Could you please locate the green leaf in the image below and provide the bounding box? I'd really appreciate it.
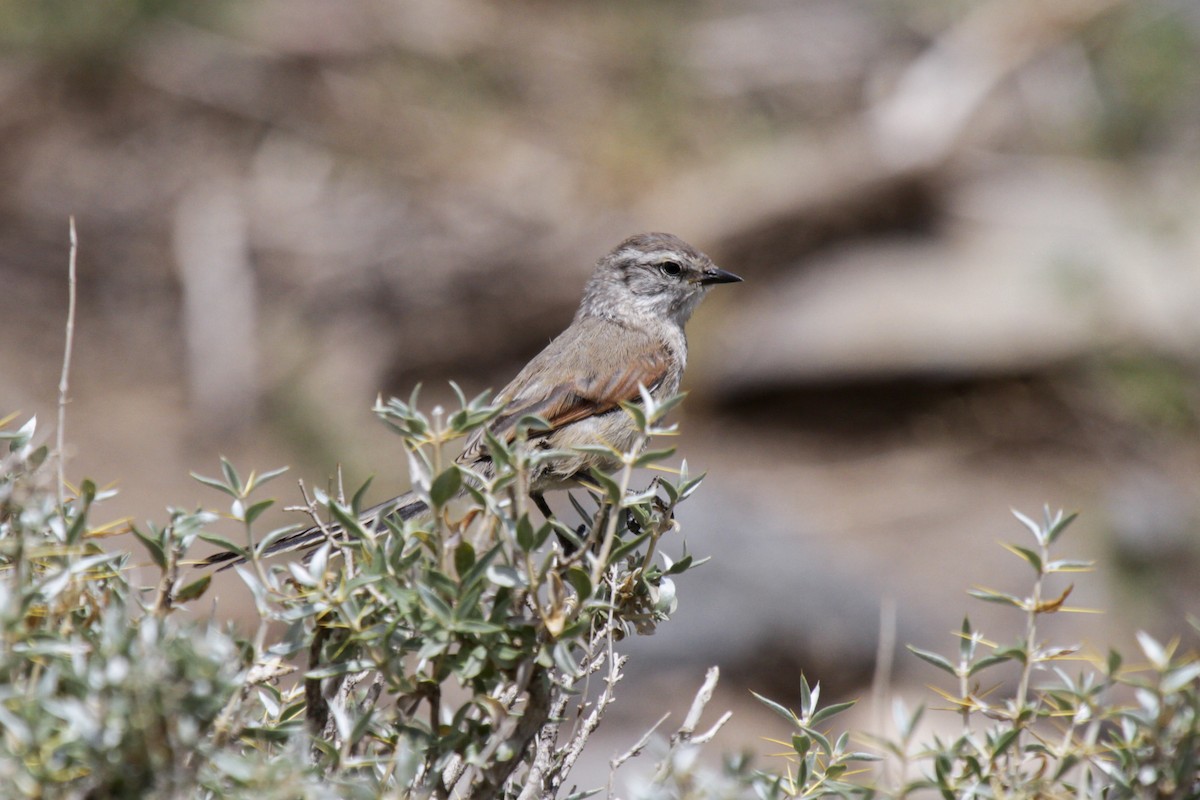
[486,564,525,589]
[305,659,374,680]
[328,502,368,542]
[907,645,957,676]
[246,465,289,492]
[191,472,238,498]
[799,675,815,717]
[532,521,552,550]
[805,726,833,756]
[968,588,1025,609]
[792,733,811,758]
[220,457,243,494]
[132,526,166,569]
[990,728,1020,758]
[515,414,552,436]
[1136,631,1169,670]
[256,524,303,554]
[197,532,250,562]
[993,644,1028,664]
[461,543,502,589]
[664,554,693,575]
[452,619,504,635]
[608,530,651,565]
[1046,510,1078,545]
[175,574,211,602]
[619,400,647,431]
[429,466,462,508]
[565,567,592,601]
[810,700,856,726]
[632,447,676,468]
[351,477,374,512]
[516,515,535,551]
[551,641,580,678]
[448,379,467,409]
[242,498,275,526]
[1011,508,1043,542]
[1046,558,1094,573]
[454,542,476,578]
[893,700,923,738]
[644,389,687,422]
[418,584,452,625]
[967,653,1014,676]
[63,506,88,546]
[28,444,49,470]
[483,429,513,469]
[1161,662,1200,693]
[959,617,974,662]
[587,468,624,505]
[678,473,706,500]
[751,691,797,724]
[1005,543,1043,573]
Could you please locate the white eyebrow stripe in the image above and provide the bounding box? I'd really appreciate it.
[617,248,684,265]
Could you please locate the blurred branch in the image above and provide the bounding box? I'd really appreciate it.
[869,0,1127,171]
[172,177,259,432]
[640,0,1129,268]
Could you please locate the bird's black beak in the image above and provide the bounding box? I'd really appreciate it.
[699,267,743,285]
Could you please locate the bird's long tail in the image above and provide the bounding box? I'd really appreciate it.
[200,491,429,571]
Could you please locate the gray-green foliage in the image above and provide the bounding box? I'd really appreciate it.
[2,398,1199,799]
[0,388,706,799]
[694,509,1200,800]
[0,414,244,798]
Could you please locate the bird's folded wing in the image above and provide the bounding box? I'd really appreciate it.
[460,347,668,463]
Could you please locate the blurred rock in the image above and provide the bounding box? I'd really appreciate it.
[705,158,1200,397]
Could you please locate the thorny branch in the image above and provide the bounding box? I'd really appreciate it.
[606,667,732,798]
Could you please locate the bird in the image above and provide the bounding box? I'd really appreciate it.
[202,232,741,569]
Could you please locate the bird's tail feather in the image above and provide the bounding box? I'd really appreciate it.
[201,491,429,571]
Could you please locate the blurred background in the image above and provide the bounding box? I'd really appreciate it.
[2,0,1200,784]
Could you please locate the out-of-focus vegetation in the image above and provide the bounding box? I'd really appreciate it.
[3,402,1198,798]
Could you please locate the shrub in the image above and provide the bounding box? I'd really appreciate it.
[1,396,1197,799]
[1,389,713,798]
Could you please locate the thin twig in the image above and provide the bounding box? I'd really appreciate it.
[607,667,731,795]
[871,597,898,789]
[672,666,721,746]
[871,597,897,737]
[688,711,732,745]
[57,217,78,516]
[516,620,622,799]
[545,650,627,797]
[610,712,671,780]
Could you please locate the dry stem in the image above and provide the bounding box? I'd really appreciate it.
[57,217,78,516]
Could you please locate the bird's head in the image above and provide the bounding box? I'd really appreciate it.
[579,232,741,327]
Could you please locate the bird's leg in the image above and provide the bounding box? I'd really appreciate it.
[532,491,585,553]
[531,492,554,521]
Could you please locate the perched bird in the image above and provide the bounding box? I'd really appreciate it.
[204,232,740,569]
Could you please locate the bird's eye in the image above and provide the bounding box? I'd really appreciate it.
[659,260,683,277]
